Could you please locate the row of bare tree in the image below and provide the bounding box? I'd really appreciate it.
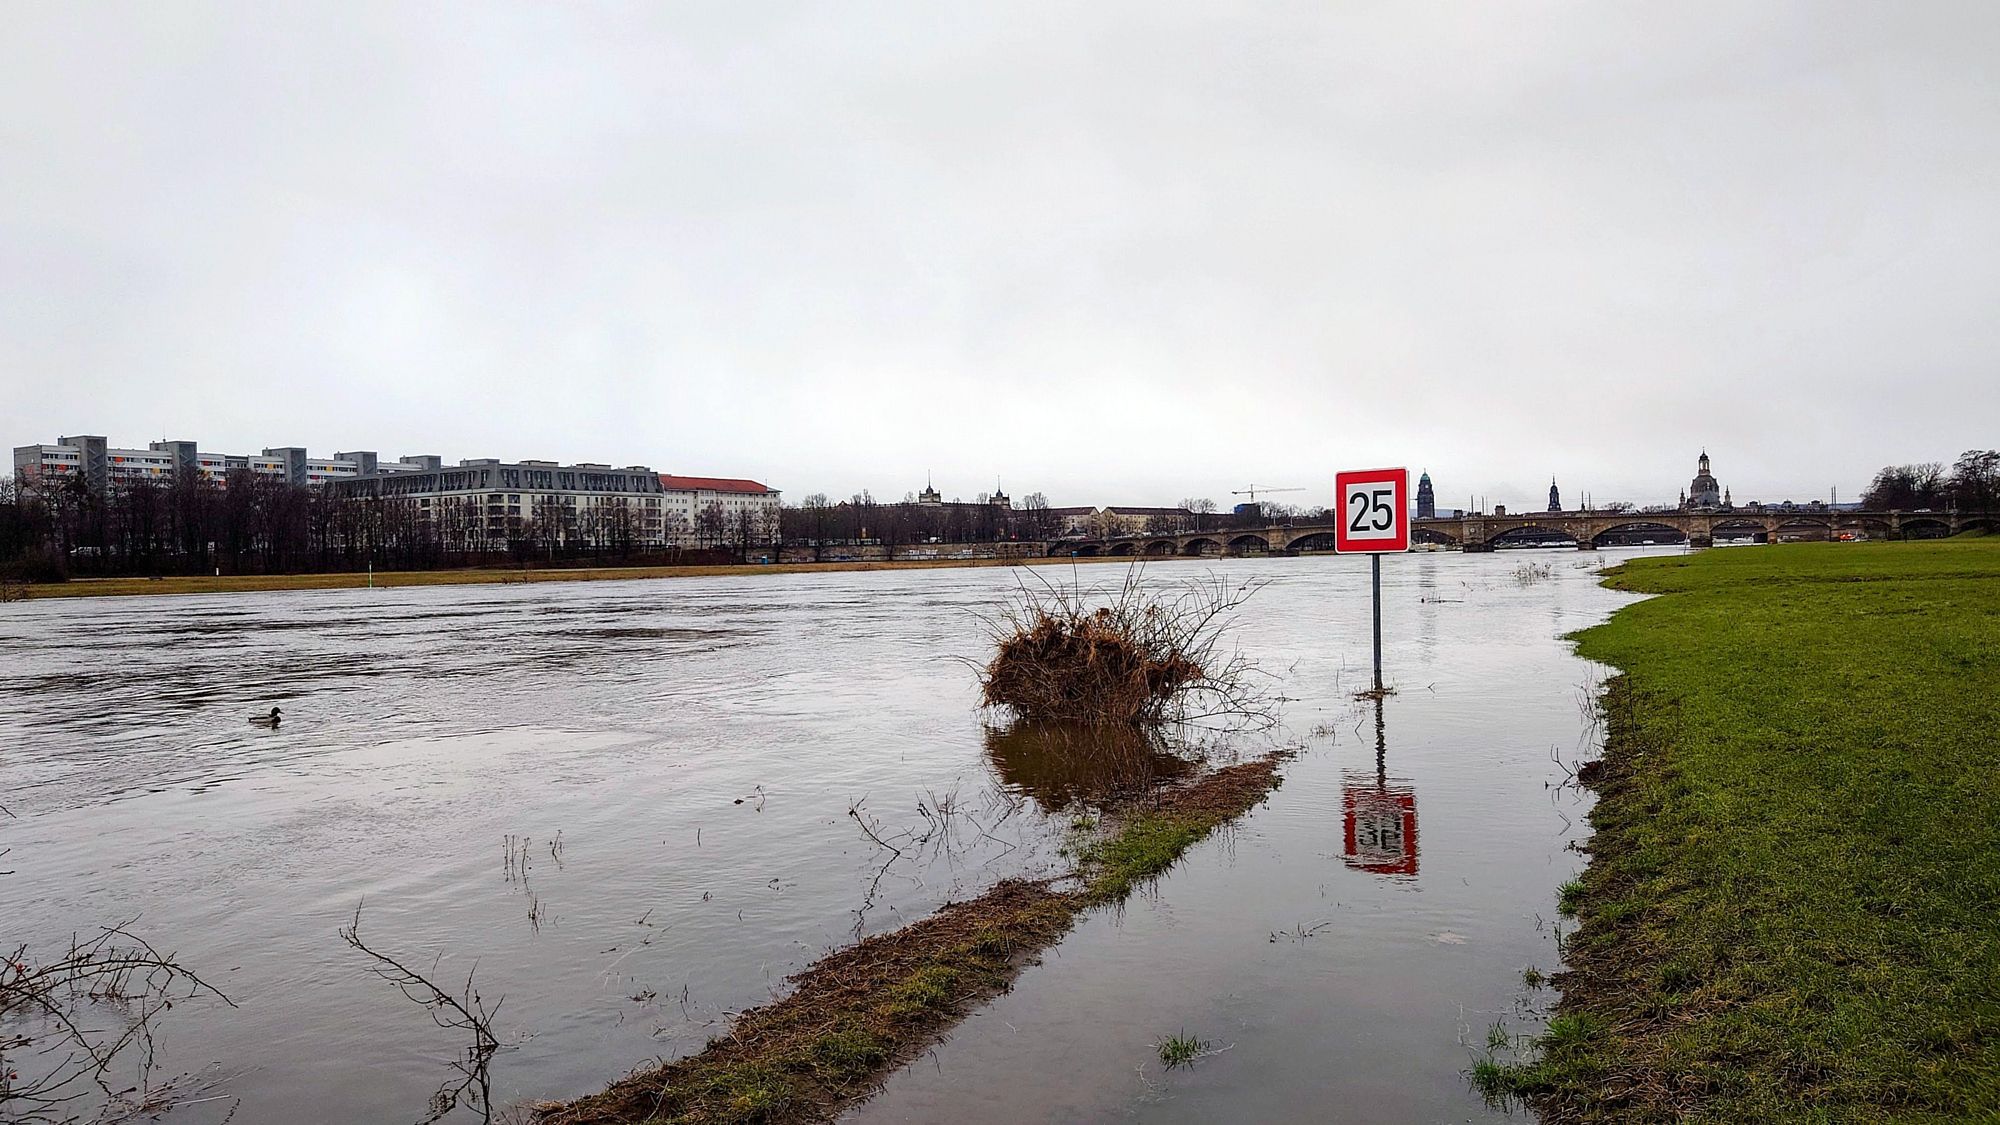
[775,492,1329,548]
[0,469,778,580]
[1861,450,1998,515]
[779,490,1062,546]
[0,471,1364,581]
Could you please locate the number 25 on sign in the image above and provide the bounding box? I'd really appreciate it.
[1334,467,1410,553]
[1333,467,1409,694]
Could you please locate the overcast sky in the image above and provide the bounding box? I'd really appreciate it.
[5,2,1996,511]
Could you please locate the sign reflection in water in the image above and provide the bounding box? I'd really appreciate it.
[1342,696,1419,876]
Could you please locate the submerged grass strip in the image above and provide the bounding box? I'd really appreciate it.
[1488,539,2000,1123]
[536,754,1288,1124]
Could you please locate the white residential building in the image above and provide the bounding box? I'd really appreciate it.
[331,459,670,548]
[659,475,782,546]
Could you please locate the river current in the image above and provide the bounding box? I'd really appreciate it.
[0,551,1658,1123]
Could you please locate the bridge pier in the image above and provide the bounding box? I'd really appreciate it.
[1689,535,1713,549]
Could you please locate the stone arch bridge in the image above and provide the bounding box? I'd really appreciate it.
[1063,509,1987,557]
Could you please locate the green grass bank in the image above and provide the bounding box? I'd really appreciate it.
[1492,538,2000,1122]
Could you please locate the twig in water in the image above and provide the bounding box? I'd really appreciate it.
[339,902,502,1125]
[1,920,235,1124]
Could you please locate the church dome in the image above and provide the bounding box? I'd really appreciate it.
[1687,451,1723,509]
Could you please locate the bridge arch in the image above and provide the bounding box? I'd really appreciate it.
[1142,539,1176,556]
[1286,531,1341,552]
[1182,537,1222,557]
[1711,518,1769,542]
[1768,517,1833,542]
[1898,516,1953,540]
[1411,526,1458,546]
[1591,521,1689,548]
[1108,541,1138,556]
[1070,543,1104,557]
[1487,523,1581,548]
[1227,533,1271,553]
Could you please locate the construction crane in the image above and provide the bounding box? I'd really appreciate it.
[1231,485,1305,504]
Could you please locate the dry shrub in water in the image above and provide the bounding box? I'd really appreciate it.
[1,922,234,1124]
[977,566,1273,728]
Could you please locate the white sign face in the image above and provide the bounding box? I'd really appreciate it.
[1334,467,1409,553]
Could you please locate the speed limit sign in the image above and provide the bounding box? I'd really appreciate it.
[1334,468,1410,554]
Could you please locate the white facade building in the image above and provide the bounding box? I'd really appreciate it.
[332,459,670,548]
[658,475,782,546]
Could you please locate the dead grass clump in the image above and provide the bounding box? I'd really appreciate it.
[977,567,1272,728]
[1142,754,1286,822]
[1513,561,1556,586]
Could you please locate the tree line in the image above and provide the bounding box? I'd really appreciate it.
[774,492,1315,548]
[1860,450,1998,515]
[0,471,1401,584]
[0,470,772,581]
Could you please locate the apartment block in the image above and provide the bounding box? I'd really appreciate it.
[330,458,670,548]
[11,435,428,491]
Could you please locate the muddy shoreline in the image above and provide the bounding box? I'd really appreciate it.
[534,752,1290,1124]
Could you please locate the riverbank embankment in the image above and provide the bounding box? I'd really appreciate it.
[16,553,1164,601]
[1500,539,2000,1122]
[535,752,1290,1125]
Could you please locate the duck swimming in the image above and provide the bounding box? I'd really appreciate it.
[248,706,282,727]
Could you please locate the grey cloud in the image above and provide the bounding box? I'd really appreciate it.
[4,2,1996,511]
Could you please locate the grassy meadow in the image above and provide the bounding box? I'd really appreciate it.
[1490,537,2000,1121]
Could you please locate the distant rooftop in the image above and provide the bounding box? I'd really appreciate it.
[659,474,777,494]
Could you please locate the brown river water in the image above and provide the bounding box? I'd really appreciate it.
[0,551,1661,1123]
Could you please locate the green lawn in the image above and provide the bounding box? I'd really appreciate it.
[1494,538,2000,1122]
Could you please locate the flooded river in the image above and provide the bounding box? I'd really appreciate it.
[0,551,1657,1123]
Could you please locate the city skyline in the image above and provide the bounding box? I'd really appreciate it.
[11,430,1870,515]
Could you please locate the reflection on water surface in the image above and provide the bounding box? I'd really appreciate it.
[984,722,1198,811]
[1343,699,1420,876]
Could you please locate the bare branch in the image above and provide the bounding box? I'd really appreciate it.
[1,921,233,1124]
[339,902,501,1125]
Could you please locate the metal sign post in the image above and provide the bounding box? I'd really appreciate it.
[1333,467,1411,695]
[1371,553,1383,692]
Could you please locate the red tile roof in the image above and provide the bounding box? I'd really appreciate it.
[659,474,776,494]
